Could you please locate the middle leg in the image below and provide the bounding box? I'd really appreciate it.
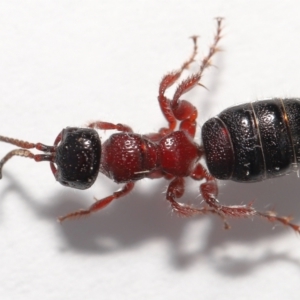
[171,17,223,137]
[165,176,229,227]
[158,18,223,137]
[158,35,200,135]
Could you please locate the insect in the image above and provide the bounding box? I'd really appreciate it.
[0,18,299,232]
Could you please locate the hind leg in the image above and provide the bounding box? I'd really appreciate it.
[191,163,300,233]
[158,18,223,137]
[157,35,200,135]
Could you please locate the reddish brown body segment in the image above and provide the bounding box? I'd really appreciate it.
[101,131,201,183]
[0,18,299,233]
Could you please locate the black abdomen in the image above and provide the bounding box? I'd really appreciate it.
[202,99,300,182]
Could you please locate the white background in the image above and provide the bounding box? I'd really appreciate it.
[0,1,300,299]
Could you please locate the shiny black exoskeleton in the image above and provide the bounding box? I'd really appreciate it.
[54,127,101,189]
[202,98,300,182]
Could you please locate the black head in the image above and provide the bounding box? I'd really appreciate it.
[52,127,101,190]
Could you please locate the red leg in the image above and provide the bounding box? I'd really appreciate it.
[58,182,135,222]
[191,163,300,233]
[166,177,203,217]
[158,18,223,138]
[165,176,230,227]
[158,35,200,135]
[171,17,223,137]
[172,18,223,107]
[87,121,133,133]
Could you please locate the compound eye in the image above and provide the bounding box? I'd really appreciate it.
[54,127,101,190]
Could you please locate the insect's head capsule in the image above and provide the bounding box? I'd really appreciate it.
[0,127,101,190]
[51,127,101,190]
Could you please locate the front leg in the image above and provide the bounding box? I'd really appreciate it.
[87,121,133,133]
[58,182,135,222]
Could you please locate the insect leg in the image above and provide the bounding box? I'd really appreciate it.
[192,163,300,232]
[171,18,223,137]
[157,31,199,135]
[58,182,135,222]
[87,121,133,133]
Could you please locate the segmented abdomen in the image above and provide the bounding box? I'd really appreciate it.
[202,98,300,182]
